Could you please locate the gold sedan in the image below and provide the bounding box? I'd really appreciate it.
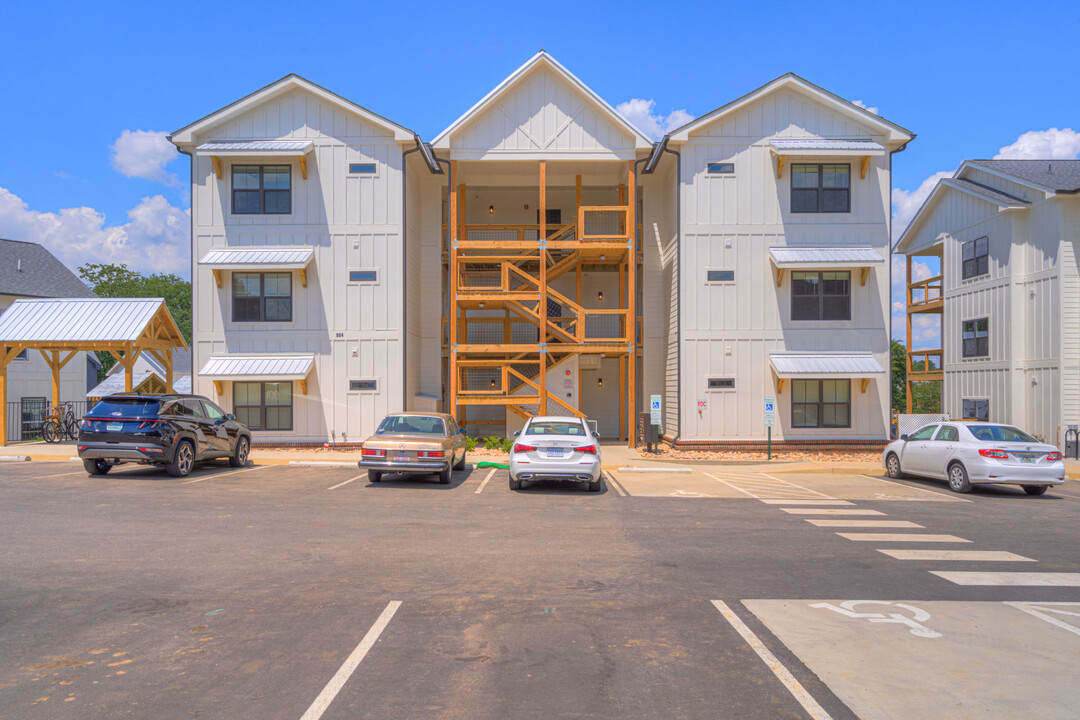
[357,412,467,484]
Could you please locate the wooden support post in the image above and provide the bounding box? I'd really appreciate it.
[575,175,582,239]
[618,261,626,440]
[449,161,459,423]
[905,254,913,414]
[165,347,174,392]
[538,160,548,415]
[49,350,60,411]
[626,161,637,448]
[0,349,7,447]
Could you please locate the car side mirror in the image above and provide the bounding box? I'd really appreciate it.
[900,434,909,441]
[226,413,236,421]
[513,430,520,437]
[594,432,600,438]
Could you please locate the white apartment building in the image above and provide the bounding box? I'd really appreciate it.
[896,160,1080,446]
[171,52,912,446]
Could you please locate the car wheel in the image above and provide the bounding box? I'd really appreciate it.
[509,476,522,490]
[438,466,452,484]
[167,440,196,478]
[229,436,250,467]
[83,458,112,475]
[947,462,972,493]
[886,453,904,479]
[588,478,602,492]
[1022,484,1049,496]
[368,470,382,483]
[454,451,466,471]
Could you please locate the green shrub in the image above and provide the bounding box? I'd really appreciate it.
[501,437,515,452]
[465,436,478,452]
[484,435,503,450]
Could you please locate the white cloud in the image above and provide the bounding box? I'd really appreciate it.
[891,170,952,241]
[616,99,694,141]
[852,100,879,116]
[110,129,179,185]
[995,128,1080,159]
[0,186,190,277]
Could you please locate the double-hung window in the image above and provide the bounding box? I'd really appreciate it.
[962,318,989,358]
[962,399,989,421]
[791,380,851,428]
[791,164,850,213]
[232,272,292,322]
[232,165,291,214]
[234,381,293,431]
[791,271,851,320]
[962,236,989,280]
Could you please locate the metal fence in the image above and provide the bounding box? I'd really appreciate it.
[5,400,90,443]
[897,413,950,438]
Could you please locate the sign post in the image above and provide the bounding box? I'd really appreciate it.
[763,397,776,460]
[649,394,662,454]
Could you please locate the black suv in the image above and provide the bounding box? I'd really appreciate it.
[78,394,251,478]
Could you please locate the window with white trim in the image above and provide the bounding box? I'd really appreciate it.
[962,399,989,421]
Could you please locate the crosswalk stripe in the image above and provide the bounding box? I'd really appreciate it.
[781,508,885,516]
[880,550,1036,562]
[931,571,1080,586]
[806,519,923,528]
[837,533,970,543]
[760,499,854,505]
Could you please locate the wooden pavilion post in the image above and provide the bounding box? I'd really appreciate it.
[626,160,637,448]
[165,347,174,392]
[538,160,548,415]
[448,161,459,422]
[0,346,15,447]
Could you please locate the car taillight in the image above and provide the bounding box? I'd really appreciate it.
[361,448,386,457]
[513,443,536,453]
[979,448,1010,459]
[573,444,598,454]
[80,419,90,429]
[137,420,162,429]
[78,445,87,451]
[419,451,444,459]
[137,447,163,453]
[1046,452,1063,461]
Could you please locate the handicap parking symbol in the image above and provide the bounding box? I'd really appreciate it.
[765,402,774,412]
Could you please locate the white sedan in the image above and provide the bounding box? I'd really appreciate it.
[883,421,1065,494]
[509,416,602,491]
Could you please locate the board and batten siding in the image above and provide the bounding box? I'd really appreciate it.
[678,89,892,441]
[190,87,405,442]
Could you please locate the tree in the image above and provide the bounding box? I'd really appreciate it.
[891,339,942,414]
[78,263,192,376]
[890,340,907,414]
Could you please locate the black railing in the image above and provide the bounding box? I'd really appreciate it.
[5,400,90,443]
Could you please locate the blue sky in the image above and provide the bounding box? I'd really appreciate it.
[1,0,1078,346]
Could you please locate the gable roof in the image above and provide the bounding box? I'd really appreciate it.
[431,51,653,150]
[894,176,1029,254]
[965,159,1080,194]
[105,347,192,377]
[169,74,414,146]
[0,239,95,299]
[668,73,914,145]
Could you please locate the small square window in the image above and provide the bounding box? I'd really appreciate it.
[349,163,377,174]
[349,379,378,391]
[708,378,735,390]
[707,163,735,175]
[349,270,378,282]
[707,270,735,282]
[962,398,989,421]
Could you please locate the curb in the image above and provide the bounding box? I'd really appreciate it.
[617,465,693,474]
[0,455,31,462]
[286,460,359,468]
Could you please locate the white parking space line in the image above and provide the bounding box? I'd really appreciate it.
[328,474,365,491]
[879,549,1036,562]
[181,466,263,484]
[837,533,971,543]
[805,519,924,528]
[299,600,402,720]
[932,572,1080,586]
[25,470,86,480]
[474,468,497,494]
[711,600,833,720]
[781,508,886,516]
[604,471,628,497]
[859,474,973,503]
[760,499,854,506]
[704,472,836,500]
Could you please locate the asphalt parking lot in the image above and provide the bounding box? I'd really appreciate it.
[2,458,1080,719]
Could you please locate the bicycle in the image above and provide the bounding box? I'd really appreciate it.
[42,402,78,443]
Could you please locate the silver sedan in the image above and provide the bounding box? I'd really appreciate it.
[509,416,602,491]
[883,421,1065,494]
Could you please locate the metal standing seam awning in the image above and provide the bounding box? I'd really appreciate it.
[769,352,887,394]
[0,298,188,446]
[198,354,316,396]
[768,247,885,287]
[198,247,316,288]
[769,138,886,180]
[195,140,315,180]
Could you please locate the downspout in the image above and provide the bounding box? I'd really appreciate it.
[402,136,423,412]
[173,142,194,396]
[634,155,648,445]
[888,138,912,433]
[432,154,453,414]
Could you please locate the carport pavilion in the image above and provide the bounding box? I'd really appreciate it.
[0,298,188,446]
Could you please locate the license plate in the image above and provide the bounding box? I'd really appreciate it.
[1018,455,1037,463]
[106,422,123,432]
[545,448,565,457]
[393,455,410,462]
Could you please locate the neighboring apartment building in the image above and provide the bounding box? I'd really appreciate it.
[87,349,192,400]
[171,52,911,446]
[0,238,97,439]
[896,160,1080,446]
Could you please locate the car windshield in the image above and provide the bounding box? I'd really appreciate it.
[374,415,446,436]
[88,398,160,419]
[525,421,585,436]
[965,424,1038,443]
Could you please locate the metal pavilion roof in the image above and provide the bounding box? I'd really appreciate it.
[0,298,183,344]
[198,246,315,268]
[769,353,886,377]
[768,247,884,267]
